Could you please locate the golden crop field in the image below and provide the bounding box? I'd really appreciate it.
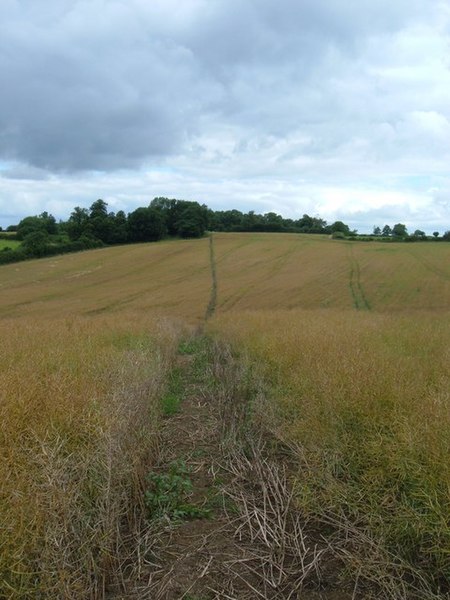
[1,232,449,597]
[0,238,211,321]
[212,232,450,312]
[0,239,211,597]
[209,232,450,592]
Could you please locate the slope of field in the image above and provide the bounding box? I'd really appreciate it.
[1,233,449,598]
[0,239,21,250]
[212,232,450,312]
[0,238,211,321]
[208,233,450,593]
[0,238,212,598]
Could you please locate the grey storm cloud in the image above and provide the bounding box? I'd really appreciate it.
[0,0,441,172]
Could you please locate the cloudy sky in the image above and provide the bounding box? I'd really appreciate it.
[1,0,449,233]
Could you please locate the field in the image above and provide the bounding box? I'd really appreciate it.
[0,238,210,321]
[1,233,449,598]
[0,239,21,251]
[0,239,209,597]
[213,232,449,311]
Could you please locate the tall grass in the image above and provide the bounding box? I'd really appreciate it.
[0,313,183,598]
[209,309,450,592]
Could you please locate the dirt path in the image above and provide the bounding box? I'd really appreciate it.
[123,337,355,600]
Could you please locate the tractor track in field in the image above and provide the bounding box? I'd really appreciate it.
[113,236,357,599]
[205,235,218,321]
[348,245,371,310]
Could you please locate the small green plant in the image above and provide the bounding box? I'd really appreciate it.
[161,368,183,416]
[161,392,181,416]
[145,460,211,521]
[178,338,200,355]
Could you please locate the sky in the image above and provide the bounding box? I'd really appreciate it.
[0,0,449,234]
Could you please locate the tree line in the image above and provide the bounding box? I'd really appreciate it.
[0,197,448,264]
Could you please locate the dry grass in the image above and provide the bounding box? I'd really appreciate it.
[209,308,450,594]
[0,239,213,597]
[207,227,450,595]
[0,313,186,597]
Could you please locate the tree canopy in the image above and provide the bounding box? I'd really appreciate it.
[3,197,448,267]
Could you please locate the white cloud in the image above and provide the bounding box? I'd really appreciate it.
[0,0,449,233]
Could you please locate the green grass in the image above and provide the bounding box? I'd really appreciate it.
[0,239,21,250]
[161,367,184,416]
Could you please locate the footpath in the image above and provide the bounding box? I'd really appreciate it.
[127,336,353,600]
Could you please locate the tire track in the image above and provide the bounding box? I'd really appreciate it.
[205,234,217,320]
[348,245,371,310]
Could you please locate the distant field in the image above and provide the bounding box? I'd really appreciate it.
[1,233,449,597]
[0,238,211,321]
[1,233,448,319]
[212,232,450,312]
[0,239,21,250]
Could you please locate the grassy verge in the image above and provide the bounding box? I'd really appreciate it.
[0,313,184,598]
[209,309,450,596]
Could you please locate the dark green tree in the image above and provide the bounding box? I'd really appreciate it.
[213,209,244,231]
[175,203,209,238]
[39,212,58,235]
[296,214,326,233]
[382,224,392,236]
[89,199,108,220]
[17,216,46,240]
[17,212,58,240]
[22,230,50,256]
[392,223,408,238]
[241,210,264,231]
[108,210,129,244]
[329,221,351,235]
[149,197,180,235]
[89,200,111,242]
[263,212,284,232]
[67,207,90,240]
[128,207,167,242]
